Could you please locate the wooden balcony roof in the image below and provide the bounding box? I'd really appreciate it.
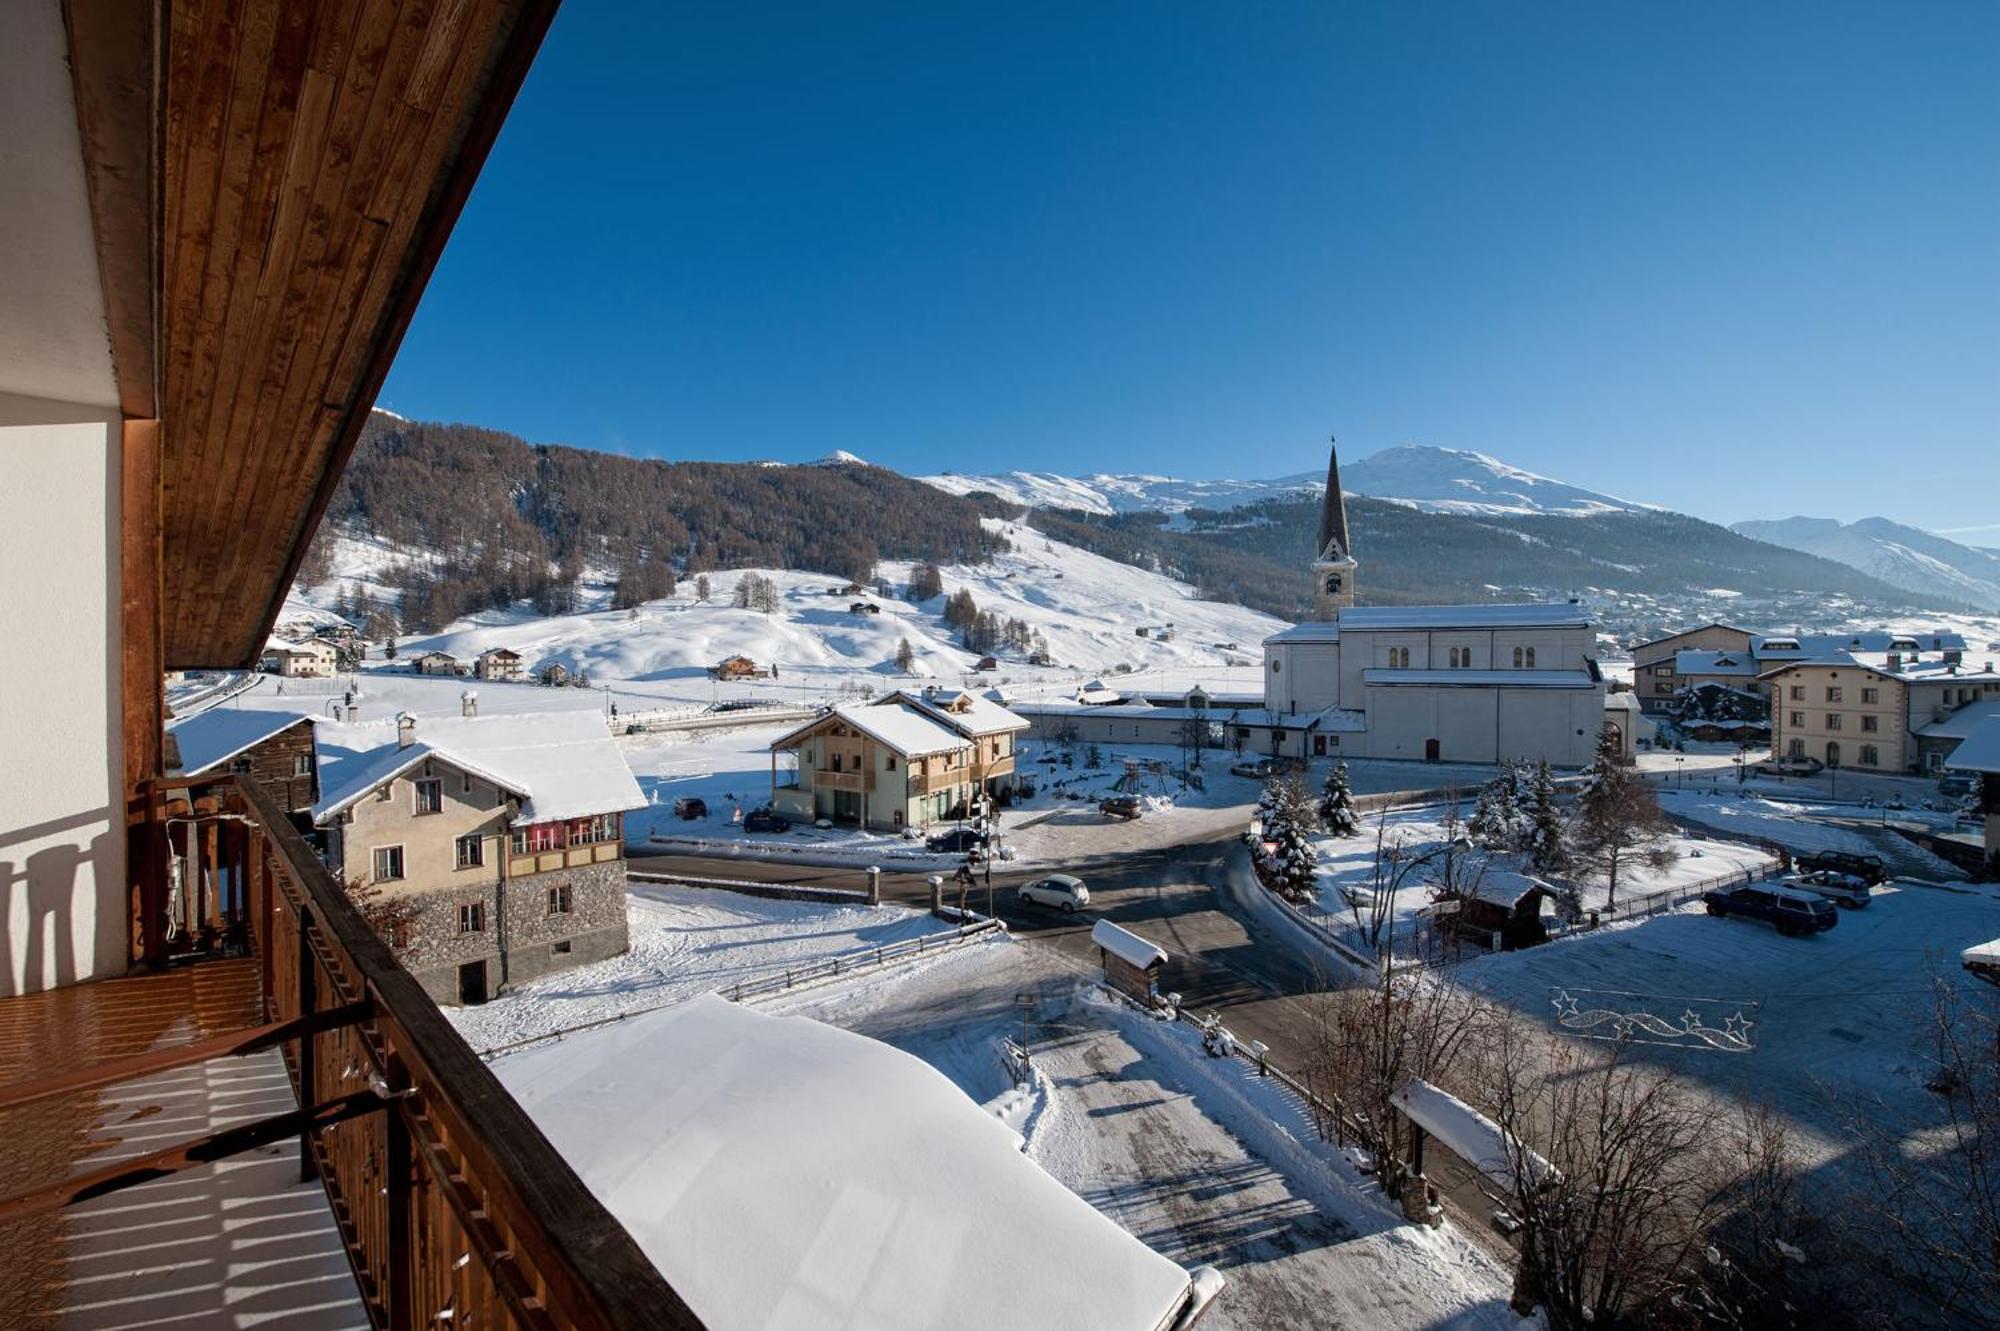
[66,0,558,668]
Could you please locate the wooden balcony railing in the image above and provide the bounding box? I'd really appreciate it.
[119,774,704,1330]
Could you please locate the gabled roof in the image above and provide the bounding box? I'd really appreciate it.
[889,689,1031,738]
[1091,919,1167,970]
[1919,699,2000,740]
[1675,650,1755,676]
[1264,623,1342,645]
[479,646,522,660]
[167,708,315,776]
[312,711,645,825]
[770,702,971,759]
[1627,622,1756,656]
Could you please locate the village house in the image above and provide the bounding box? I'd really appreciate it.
[476,646,524,681]
[310,709,645,1005]
[768,690,1028,830]
[712,654,762,680]
[411,650,462,676]
[1944,716,2000,864]
[1631,626,1969,714]
[165,709,319,815]
[264,637,339,678]
[538,662,571,687]
[1763,650,2000,774]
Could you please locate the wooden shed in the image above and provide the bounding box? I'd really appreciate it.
[1091,919,1168,1006]
[1433,878,1557,952]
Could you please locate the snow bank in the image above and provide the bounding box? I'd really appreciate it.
[494,994,1200,1331]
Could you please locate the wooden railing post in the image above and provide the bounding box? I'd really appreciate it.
[297,904,317,1184]
[384,1071,414,1329]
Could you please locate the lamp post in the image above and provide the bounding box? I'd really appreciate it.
[1675,755,1686,789]
[1828,753,1840,801]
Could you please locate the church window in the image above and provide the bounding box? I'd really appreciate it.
[1448,647,1466,668]
[1324,573,1341,594]
[1387,647,1410,668]
[1270,659,1280,674]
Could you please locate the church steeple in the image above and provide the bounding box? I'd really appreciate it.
[1311,434,1357,620]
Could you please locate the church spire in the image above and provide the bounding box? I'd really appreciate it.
[1317,434,1351,562]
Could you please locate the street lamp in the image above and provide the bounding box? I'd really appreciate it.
[1674,755,1686,789]
[1828,752,1840,800]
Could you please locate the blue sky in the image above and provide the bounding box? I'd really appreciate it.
[380,3,1998,533]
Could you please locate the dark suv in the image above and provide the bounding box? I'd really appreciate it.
[927,827,990,854]
[1099,795,1142,820]
[1796,850,1887,886]
[742,807,787,833]
[1703,884,1838,936]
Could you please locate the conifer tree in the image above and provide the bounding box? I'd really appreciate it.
[1528,759,1568,875]
[1320,762,1360,837]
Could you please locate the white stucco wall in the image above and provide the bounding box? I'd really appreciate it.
[1,393,127,995]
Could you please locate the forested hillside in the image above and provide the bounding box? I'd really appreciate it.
[302,414,1006,630]
[1034,495,1953,620]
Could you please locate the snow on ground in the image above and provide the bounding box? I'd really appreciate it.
[1657,789,1964,877]
[774,941,1521,1330]
[1456,878,2000,1173]
[1302,803,1774,959]
[284,522,1285,720]
[444,883,964,1053]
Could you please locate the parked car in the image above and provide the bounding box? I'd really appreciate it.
[1785,869,1871,909]
[1939,773,1978,800]
[1231,760,1275,779]
[927,827,990,854]
[1018,874,1090,912]
[1702,884,1838,936]
[1099,795,1143,820]
[742,807,787,833]
[1755,757,1824,777]
[672,796,707,820]
[1796,850,1887,886]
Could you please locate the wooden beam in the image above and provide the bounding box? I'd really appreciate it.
[0,1090,383,1226]
[0,1002,371,1114]
[121,418,164,965]
[63,0,161,419]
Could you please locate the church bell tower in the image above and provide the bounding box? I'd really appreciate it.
[1311,435,1357,621]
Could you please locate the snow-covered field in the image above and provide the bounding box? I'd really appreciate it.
[1458,877,2000,1168]
[283,520,1286,719]
[444,883,970,1053]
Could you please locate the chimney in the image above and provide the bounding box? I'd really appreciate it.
[461,690,479,718]
[397,713,416,749]
[1944,648,1963,667]
[1887,652,1901,670]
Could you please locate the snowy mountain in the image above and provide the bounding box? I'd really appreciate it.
[921,443,1650,519]
[1731,516,2000,612]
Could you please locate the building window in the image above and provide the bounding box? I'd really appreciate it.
[1861,715,1878,733]
[414,778,443,815]
[372,846,404,881]
[1388,647,1410,668]
[1789,686,1805,701]
[567,815,616,846]
[1860,745,1879,767]
[886,755,896,771]
[1825,714,1842,731]
[459,902,485,934]
[512,823,564,855]
[455,834,483,869]
[1788,739,1805,759]
[1653,666,1673,677]
[1861,687,1879,704]
[546,884,573,916]
[550,940,573,957]
[1825,687,1842,703]
[1271,660,1280,674]
[231,757,253,774]
[293,754,312,777]
[376,783,393,801]
[463,772,475,795]
[1790,712,1804,727]
[1826,742,1841,767]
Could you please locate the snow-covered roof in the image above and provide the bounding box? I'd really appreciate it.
[891,689,1031,737]
[1964,939,2000,970]
[1390,1076,1556,1190]
[1076,688,1126,706]
[1675,650,1755,676]
[493,994,1201,1331]
[1919,699,2000,740]
[311,710,646,824]
[771,701,971,759]
[1311,706,1370,733]
[478,646,521,660]
[167,708,315,776]
[1360,669,1598,689]
[1339,603,1591,631]
[1091,919,1168,971]
[1752,630,1966,660]
[1264,622,1342,645]
[1604,691,1644,713]
[1945,716,2000,774]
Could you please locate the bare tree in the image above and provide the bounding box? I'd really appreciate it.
[1835,968,2000,1328]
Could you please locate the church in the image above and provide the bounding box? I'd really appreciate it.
[1258,440,1609,767]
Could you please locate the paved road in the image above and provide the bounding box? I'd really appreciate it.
[628,826,1518,1256]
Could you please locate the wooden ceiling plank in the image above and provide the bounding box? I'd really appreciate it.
[195,0,436,656]
[242,2,557,664]
[174,2,327,656]
[177,6,319,654]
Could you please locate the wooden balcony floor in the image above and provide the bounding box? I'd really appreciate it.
[0,961,368,1329]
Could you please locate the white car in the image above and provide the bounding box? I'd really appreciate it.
[1018,874,1090,912]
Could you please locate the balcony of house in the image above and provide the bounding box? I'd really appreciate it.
[506,815,626,878]
[0,774,698,1329]
[810,767,872,794]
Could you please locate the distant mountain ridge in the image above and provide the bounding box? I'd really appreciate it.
[921,442,1652,519]
[1732,515,2000,612]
